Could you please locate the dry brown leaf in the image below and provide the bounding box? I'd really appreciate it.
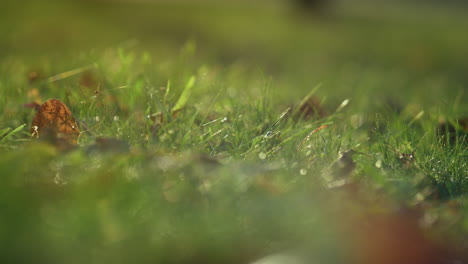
[149,109,185,135]
[31,99,80,144]
[436,117,468,144]
[23,102,41,112]
[294,96,328,120]
[350,212,447,264]
[79,71,98,88]
[28,70,43,83]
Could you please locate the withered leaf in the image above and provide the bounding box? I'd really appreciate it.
[28,70,43,83]
[31,99,80,144]
[294,96,328,120]
[79,71,97,88]
[23,102,41,112]
[436,117,468,144]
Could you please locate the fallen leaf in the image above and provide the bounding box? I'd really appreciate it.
[79,71,98,88]
[382,97,404,114]
[28,70,43,83]
[351,211,447,264]
[295,95,328,119]
[436,117,468,144]
[31,99,80,145]
[23,102,41,112]
[149,109,186,135]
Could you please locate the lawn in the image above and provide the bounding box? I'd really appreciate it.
[1,0,467,263]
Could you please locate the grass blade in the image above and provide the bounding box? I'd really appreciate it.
[0,124,26,143]
[0,127,11,138]
[172,75,196,112]
[46,64,96,83]
[293,83,322,116]
[164,79,171,104]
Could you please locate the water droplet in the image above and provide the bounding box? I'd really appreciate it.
[336,99,350,112]
[375,160,382,168]
[258,152,267,160]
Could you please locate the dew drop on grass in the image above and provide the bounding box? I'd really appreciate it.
[336,98,350,112]
[258,152,267,160]
[375,160,382,168]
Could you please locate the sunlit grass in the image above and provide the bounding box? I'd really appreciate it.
[1,0,467,263]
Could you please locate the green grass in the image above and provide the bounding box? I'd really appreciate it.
[1,0,468,263]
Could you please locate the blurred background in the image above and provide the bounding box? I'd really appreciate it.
[2,0,468,108]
